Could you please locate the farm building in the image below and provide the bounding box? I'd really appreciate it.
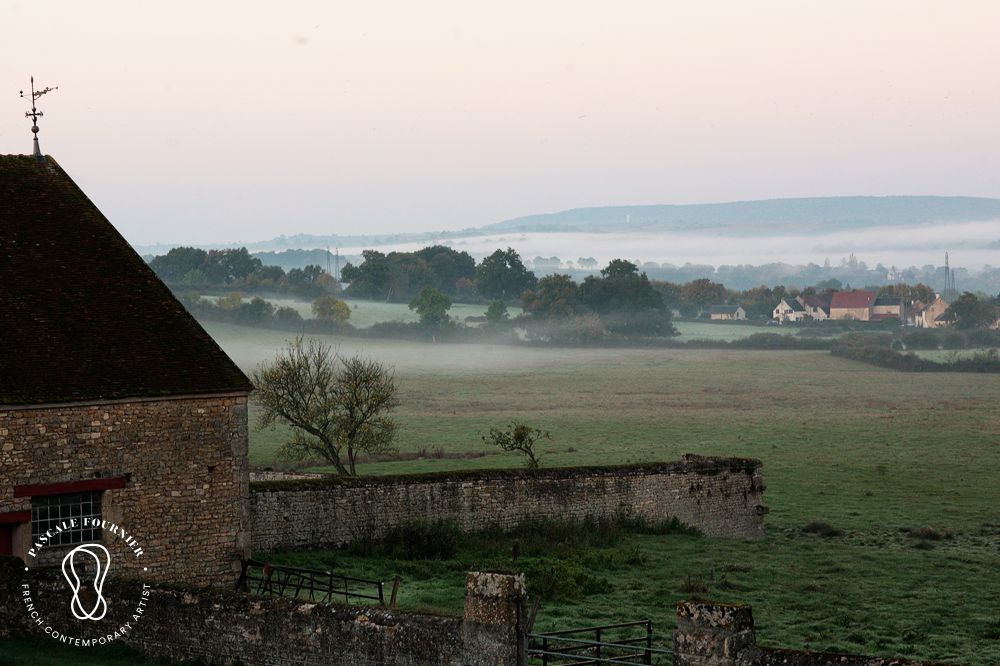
[772,298,805,323]
[829,290,876,321]
[709,305,745,320]
[915,296,950,329]
[799,294,830,320]
[872,296,904,322]
[0,154,253,586]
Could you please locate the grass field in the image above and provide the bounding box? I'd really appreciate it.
[198,320,1000,665]
[5,319,996,665]
[259,296,753,341]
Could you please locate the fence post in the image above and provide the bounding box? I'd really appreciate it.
[673,600,760,666]
[463,571,527,666]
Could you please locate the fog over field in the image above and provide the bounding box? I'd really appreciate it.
[331,219,1000,273]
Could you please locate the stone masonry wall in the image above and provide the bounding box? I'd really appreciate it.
[251,455,767,553]
[0,394,250,586]
[0,556,486,666]
[675,600,958,666]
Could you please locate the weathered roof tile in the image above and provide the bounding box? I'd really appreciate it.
[0,155,252,405]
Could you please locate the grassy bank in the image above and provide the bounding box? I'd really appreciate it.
[205,321,1000,664]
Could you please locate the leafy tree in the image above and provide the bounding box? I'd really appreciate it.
[341,250,391,300]
[220,247,263,282]
[312,296,351,322]
[942,292,999,330]
[519,274,585,341]
[455,277,475,299]
[409,285,452,327]
[217,292,243,311]
[814,278,843,293]
[650,280,684,309]
[412,245,477,296]
[481,421,549,469]
[149,246,208,282]
[474,248,538,302]
[579,260,675,336]
[574,311,605,342]
[681,278,728,314]
[257,265,286,282]
[877,283,936,304]
[241,296,275,323]
[485,300,510,327]
[740,285,780,320]
[578,257,599,269]
[287,264,324,286]
[275,305,304,325]
[252,338,399,476]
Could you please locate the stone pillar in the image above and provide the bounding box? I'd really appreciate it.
[463,571,527,666]
[674,600,760,666]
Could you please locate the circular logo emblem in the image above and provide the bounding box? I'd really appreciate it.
[21,517,153,647]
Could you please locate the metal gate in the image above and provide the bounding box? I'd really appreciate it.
[526,620,673,665]
[235,558,400,606]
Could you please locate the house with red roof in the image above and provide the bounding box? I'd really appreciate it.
[829,291,876,321]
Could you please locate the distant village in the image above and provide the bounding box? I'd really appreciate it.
[711,290,1000,329]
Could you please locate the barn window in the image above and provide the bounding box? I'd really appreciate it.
[31,491,103,547]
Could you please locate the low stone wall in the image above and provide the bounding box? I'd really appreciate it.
[674,599,959,666]
[3,559,963,666]
[250,455,767,553]
[1,557,526,666]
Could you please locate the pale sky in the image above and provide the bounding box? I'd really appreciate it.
[3,1,999,247]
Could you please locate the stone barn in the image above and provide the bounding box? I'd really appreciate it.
[0,154,252,586]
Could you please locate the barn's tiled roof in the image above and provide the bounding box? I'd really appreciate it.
[710,305,741,315]
[829,291,875,310]
[799,294,830,311]
[0,155,251,405]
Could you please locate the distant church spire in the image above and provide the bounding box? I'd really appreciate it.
[20,77,58,162]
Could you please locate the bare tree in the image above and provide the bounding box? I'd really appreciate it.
[481,421,549,469]
[252,338,399,475]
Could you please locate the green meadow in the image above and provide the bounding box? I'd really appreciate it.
[202,319,1000,665]
[5,316,997,666]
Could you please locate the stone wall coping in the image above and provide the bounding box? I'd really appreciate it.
[758,645,957,666]
[0,390,250,412]
[1,556,461,623]
[250,456,763,493]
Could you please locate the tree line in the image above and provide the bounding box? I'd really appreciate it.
[148,246,336,299]
[151,244,999,334]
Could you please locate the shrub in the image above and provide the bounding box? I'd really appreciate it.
[802,520,844,537]
[906,527,953,541]
[679,573,709,594]
[275,306,304,325]
[347,519,461,560]
[838,332,893,348]
[903,329,940,350]
[942,332,967,350]
[967,328,1000,348]
[524,559,612,601]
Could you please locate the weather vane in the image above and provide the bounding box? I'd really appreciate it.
[20,77,58,162]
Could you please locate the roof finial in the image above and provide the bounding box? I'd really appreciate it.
[20,77,58,162]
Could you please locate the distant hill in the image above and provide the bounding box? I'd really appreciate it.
[134,195,1000,260]
[479,196,1000,235]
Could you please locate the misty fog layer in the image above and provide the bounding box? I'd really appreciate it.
[333,220,1000,273]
